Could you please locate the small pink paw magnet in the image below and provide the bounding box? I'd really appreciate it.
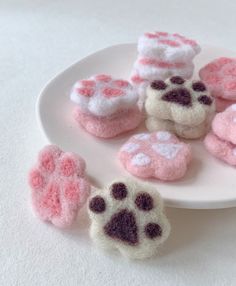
[118,131,192,181]
[199,57,236,111]
[28,145,90,228]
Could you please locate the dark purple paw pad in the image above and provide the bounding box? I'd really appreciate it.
[89,196,106,213]
[135,193,153,211]
[104,209,138,245]
[162,88,192,107]
[151,80,167,90]
[111,182,127,200]
[145,223,162,239]
[198,95,213,105]
[170,76,185,85]
[192,81,206,92]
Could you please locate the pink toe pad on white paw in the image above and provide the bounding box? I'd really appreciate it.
[118,131,192,181]
[28,145,90,228]
[204,132,236,166]
[212,104,236,144]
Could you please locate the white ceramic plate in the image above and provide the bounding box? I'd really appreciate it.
[36,43,236,209]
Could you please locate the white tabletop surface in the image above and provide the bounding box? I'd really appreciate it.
[1,1,236,285]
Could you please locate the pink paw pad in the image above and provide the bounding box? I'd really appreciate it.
[28,145,90,228]
[199,57,236,101]
[118,131,192,181]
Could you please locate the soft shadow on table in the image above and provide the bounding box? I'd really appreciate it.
[59,204,236,264]
[140,206,236,264]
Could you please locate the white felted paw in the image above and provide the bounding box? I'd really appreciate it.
[138,31,200,61]
[145,77,215,126]
[88,179,170,259]
[134,56,194,80]
[70,74,138,117]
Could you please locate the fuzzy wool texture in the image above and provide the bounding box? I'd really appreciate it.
[137,31,201,61]
[130,69,150,108]
[134,56,194,80]
[199,57,236,101]
[204,132,236,166]
[118,131,191,181]
[130,31,200,100]
[88,179,171,259]
[212,104,236,144]
[28,145,90,228]
[214,96,236,112]
[145,77,215,127]
[74,106,143,138]
[70,74,139,117]
[146,116,210,139]
[3,1,236,285]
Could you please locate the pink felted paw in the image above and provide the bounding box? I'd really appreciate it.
[212,104,236,145]
[199,57,236,100]
[28,145,90,228]
[118,131,191,181]
[214,97,236,112]
[204,132,236,166]
[74,106,142,138]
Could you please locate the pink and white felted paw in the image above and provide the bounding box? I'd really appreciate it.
[134,57,194,80]
[204,132,236,166]
[70,74,138,117]
[199,58,236,103]
[118,131,192,181]
[28,145,90,228]
[212,104,236,145]
[138,31,200,61]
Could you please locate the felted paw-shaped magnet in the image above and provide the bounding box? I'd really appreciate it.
[88,179,170,259]
[138,31,200,61]
[118,131,191,181]
[200,58,236,98]
[145,77,215,127]
[28,145,90,228]
[70,74,138,117]
[134,56,194,81]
